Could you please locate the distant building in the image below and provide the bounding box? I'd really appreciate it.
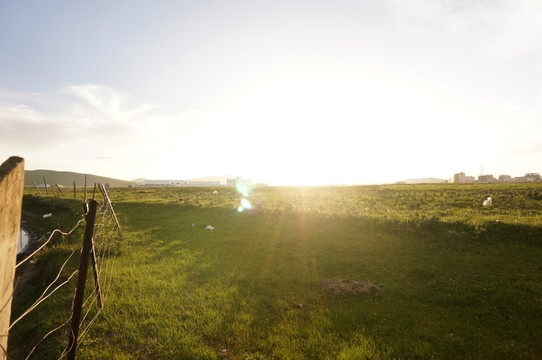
[227,177,252,187]
[454,172,475,183]
[454,172,466,183]
[135,179,220,187]
[478,174,496,183]
[137,179,185,186]
[185,181,220,186]
[453,171,540,184]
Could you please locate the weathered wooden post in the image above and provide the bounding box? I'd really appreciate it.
[43,176,49,195]
[66,199,98,360]
[0,156,24,360]
[90,238,103,309]
[55,184,63,195]
[99,183,121,231]
[73,180,76,200]
[32,180,42,196]
[83,174,87,203]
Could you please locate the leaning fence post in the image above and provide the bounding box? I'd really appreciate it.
[66,199,98,360]
[0,156,25,360]
[43,176,49,195]
[99,184,121,231]
[90,237,103,309]
[32,180,42,196]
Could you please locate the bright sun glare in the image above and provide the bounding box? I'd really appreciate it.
[223,74,457,185]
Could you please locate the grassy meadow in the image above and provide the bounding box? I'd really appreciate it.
[9,184,542,359]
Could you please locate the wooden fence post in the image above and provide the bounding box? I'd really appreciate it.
[90,238,103,309]
[55,184,63,195]
[32,180,42,196]
[73,181,76,200]
[83,175,87,203]
[99,184,121,231]
[66,199,98,360]
[0,156,24,360]
[43,176,48,195]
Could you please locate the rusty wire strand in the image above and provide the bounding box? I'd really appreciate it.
[24,315,73,360]
[16,216,86,269]
[9,270,79,331]
[9,191,122,359]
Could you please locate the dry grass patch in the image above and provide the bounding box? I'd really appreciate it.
[319,278,381,295]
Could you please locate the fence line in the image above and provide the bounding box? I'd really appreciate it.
[31,181,42,196]
[3,177,123,359]
[30,177,98,203]
[66,199,97,360]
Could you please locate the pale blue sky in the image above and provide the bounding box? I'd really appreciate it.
[1,0,541,185]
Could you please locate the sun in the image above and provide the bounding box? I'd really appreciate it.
[221,72,459,185]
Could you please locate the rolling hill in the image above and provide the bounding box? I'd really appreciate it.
[25,169,135,188]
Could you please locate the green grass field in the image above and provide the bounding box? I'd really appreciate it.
[10,184,542,359]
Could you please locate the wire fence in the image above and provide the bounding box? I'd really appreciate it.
[3,184,122,360]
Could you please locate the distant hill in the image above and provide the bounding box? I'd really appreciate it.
[396,177,449,184]
[25,169,135,187]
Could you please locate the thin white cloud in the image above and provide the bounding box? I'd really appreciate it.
[58,84,155,123]
[0,97,72,152]
[0,85,236,179]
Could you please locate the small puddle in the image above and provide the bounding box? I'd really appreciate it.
[18,227,30,254]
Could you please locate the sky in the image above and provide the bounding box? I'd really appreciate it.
[1,0,541,185]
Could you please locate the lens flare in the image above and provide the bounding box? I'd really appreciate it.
[237,197,252,212]
[236,179,254,197]
[235,178,254,212]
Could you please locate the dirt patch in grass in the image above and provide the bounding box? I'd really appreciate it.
[13,261,37,300]
[319,278,381,295]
